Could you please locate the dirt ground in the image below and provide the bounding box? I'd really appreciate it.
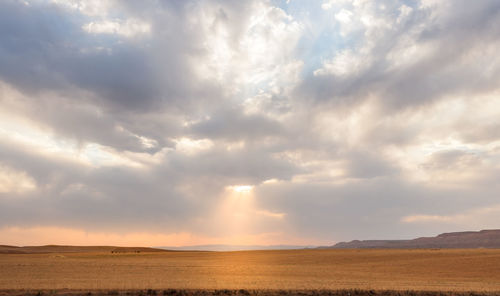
[1,249,499,292]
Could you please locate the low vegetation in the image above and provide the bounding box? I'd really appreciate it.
[0,289,499,296]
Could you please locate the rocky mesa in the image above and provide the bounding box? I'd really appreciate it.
[329,229,500,249]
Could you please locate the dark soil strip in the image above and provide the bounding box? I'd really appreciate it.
[0,290,499,296]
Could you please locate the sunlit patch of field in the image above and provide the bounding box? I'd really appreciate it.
[1,249,500,292]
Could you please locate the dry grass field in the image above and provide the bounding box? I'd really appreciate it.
[1,249,500,294]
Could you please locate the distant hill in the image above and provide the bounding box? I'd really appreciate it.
[327,229,500,249]
[158,244,315,251]
[0,245,169,254]
[0,244,313,254]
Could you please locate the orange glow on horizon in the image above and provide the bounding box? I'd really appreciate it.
[0,226,329,247]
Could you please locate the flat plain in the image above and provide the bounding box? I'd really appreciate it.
[1,249,500,293]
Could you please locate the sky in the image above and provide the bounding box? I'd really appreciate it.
[0,0,500,247]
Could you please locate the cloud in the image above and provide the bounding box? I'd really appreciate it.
[0,0,500,245]
[0,164,36,194]
[189,108,285,141]
[402,204,500,230]
[402,215,452,223]
[256,210,286,220]
[298,0,500,110]
[82,19,151,37]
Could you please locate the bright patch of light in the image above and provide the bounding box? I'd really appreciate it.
[256,210,285,219]
[262,178,279,184]
[0,112,144,169]
[0,165,36,194]
[225,141,245,151]
[174,138,213,155]
[314,49,371,77]
[193,2,302,97]
[401,205,500,229]
[321,0,335,10]
[50,0,112,17]
[335,9,353,24]
[136,135,158,149]
[229,185,254,193]
[82,19,151,37]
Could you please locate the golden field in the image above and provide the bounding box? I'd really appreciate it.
[1,249,500,292]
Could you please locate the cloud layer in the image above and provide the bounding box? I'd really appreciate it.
[0,0,499,246]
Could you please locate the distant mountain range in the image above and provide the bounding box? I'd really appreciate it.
[326,229,500,249]
[157,244,315,251]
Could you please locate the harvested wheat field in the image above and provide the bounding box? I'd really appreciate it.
[1,248,500,295]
